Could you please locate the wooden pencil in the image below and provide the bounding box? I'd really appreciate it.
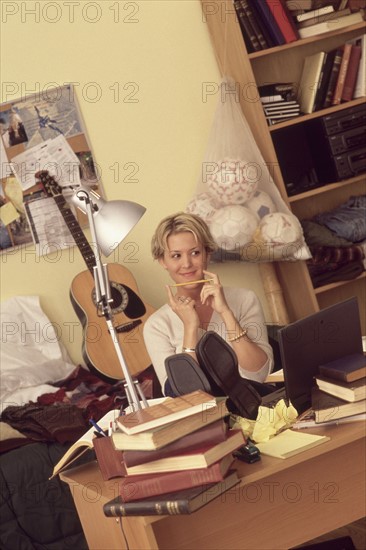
[170,279,214,287]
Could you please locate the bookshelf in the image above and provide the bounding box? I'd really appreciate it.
[201,1,366,331]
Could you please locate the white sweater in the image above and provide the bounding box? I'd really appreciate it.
[143,287,274,393]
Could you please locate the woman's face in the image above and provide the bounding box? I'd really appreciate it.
[159,231,209,286]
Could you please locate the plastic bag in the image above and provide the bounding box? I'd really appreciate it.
[186,77,311,262]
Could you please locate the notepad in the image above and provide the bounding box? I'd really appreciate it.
[256,430,330,459]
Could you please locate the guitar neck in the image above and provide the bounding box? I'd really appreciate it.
[54,194,96,274]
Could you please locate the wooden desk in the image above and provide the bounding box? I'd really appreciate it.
[60,422,366,550]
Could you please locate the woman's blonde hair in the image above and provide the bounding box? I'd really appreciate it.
[151,212,218,259]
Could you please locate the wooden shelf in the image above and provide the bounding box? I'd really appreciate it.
[248,21,366,60]
[202,1,366,332]
[288,175,366,203]
[314,272,366,295]
[268,97,366,131]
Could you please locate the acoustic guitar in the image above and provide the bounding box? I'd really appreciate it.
[38,171,155,381]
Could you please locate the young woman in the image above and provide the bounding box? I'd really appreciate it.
[143,212,274,396]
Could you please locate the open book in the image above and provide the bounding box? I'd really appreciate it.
[50,409,119,479]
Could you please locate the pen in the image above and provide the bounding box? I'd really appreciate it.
[170,278,214,287]
[89,418,107,437]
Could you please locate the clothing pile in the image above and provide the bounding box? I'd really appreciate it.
[302,195,366,288]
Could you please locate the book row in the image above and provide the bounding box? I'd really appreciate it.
[234,0,365,53]
[257,33,365,125]
[298,35,365,114]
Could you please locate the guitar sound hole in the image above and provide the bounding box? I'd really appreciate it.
[92,282,146,319]
[110,284,129,313]
[92,282,129,314]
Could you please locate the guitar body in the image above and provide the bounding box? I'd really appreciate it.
[36,170,155,382]
[70,263,155,381]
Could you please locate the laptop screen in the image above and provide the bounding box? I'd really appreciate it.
[278,297,363,414]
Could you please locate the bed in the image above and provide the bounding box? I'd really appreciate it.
[0,295,142,550]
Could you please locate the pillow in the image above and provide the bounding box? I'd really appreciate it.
[0,296,76,407]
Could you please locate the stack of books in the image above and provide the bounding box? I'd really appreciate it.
[103,390,244,516]
[258,83,301,124]
[311,353,366,423]
[297,35,365,113]
[286,2,365,39]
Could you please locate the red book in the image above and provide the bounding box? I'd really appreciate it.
[123,419,228,468]
[119,454,234,502]
[332,43,353,105]
[323,47,343,108]
[124,430,245,475]
[341,44,362,102]
[265,0,300,43]
[348,0,366,10]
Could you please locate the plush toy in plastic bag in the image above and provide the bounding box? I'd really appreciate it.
[187,77,311,262]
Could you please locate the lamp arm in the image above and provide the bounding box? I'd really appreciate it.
[76,189,146,411]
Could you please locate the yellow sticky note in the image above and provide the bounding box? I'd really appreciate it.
[0,202,19,225]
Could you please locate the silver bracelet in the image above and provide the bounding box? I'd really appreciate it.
[182,347,196,353]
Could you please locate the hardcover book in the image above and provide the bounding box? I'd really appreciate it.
[124,430,245,475]
[119,454,234,502]
[298,51,326,113]
[297,8,351,28]
[117,390,217,435]
[49,409,118,479]
[341,44,362,101]
[112,402,229,451]
[292,409,366,429]
[312,387,366,423]
[296,5,335,21]
[323,47,344,107]
[266,0,300,43]
[315,375,366,402]
[298,11,365,39]
[354,34,366,97]
[348,0,366,10]
[254,0,287,45]
[312,49,337,110]
[122,419,228,467]
[332,42,353,105]
[241,0,269,49]
[234,0,262,52]
[318,353,366,382]
[103,470,240,516]
[248,0,276,47]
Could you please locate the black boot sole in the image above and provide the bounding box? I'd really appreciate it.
[196,331,262,420]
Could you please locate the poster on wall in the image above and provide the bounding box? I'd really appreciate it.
[0,84,102,254]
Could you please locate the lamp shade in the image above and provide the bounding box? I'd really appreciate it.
[71,187,146,256]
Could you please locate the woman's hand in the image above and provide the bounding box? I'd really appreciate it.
[200,270,230,315]
[165,285,200,329]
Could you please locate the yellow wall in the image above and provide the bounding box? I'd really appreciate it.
[0,0,269,365]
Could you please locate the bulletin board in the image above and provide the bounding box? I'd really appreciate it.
[0,84,103,253]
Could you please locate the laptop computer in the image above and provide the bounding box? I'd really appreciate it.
[262,297,364,414]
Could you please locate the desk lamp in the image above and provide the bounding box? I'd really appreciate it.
[71,186,148,411]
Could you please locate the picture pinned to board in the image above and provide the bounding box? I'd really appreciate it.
[0,84,102,254]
